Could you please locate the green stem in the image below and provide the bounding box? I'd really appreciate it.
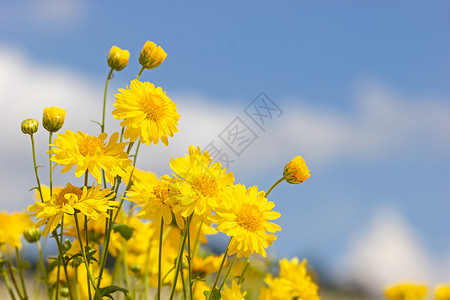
[1,266,17,300]
[15,248,28,300]
[218,255,237,291]
[192,221,203,259]
[84,215,92,300]
[265,177,285,198]
[208,238,232,300]
[37,241,52,299]
[156,218,164,300]
[186,221,193,300]
[168,217,191,300]
[121,237,131,297]
[136,67,145,80]
[237,257,250,285]
[30,134,44,202]
[101,68,114,134]
[7,262,24,300]
[49,132,53,197]
[74,213,102,300]
[52,225,74,300]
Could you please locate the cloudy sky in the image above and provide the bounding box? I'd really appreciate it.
[1,1,449,295]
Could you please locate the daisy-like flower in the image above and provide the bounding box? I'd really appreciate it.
[212,184,281,258]
[127,177,184,228]
[384,283,427,300]
[113,79,180,146]
[28,183,116,236]
[50,130,131,184]
[221,281,247,300]
[169,145,235,225]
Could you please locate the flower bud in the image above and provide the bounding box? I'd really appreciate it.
[43,106,66,132]
[130,264,141,274]
[23,227,41,243]
[60,287,70,298]
[283,156,310,184]
[21,118,39,135]
[107,46,130,71]
[139,41,167,69]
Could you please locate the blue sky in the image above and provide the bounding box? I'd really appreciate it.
[1,0,449,293]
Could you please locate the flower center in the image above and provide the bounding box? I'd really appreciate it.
[153,184,169,203]
[140,94,165,121]
[77,136,106,156]
[55,185,83,206]
[235,203,263,232]
[193,175,218,198]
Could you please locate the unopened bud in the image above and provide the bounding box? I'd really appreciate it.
[139,41,167,69]
[21,119,39,135]
[107,46,130,71]
[23,227,41,243]
[43,106,66,132]
[283,156,310,184]
[60,287,69,298]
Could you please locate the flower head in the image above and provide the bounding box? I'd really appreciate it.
[221,281,247,300]
[283,156,310,184]
[139,41,167,69]
[50,130,131,184]
[0,212,32,250]
[21,118,39,135]
[28,183,116,236]
[435,284,450,300]
[113,80,180,146]
[43,106,66,132]
[212,184,281,258]
[384,283,427,300]
[107,46,130,71]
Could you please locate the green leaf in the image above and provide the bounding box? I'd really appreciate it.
[98,285,128,299]
[204,288,221,300]
[112,223,135,240]
[90,120,102,128]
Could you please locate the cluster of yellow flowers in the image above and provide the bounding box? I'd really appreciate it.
[385,283,450,300]
[2,40,317,300]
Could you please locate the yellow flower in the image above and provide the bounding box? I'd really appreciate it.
[221,281,247,300]
[192,254,225,276]
[50,130,131,184]
[43,106,66,132]
[435,284,450,300]
[260,258,319,300]
[212,184,281,258]
[0,212,32,250]
[122,166,159,187]
[283,155,310,184]
[193,280,211,300]
[113,79,180,146]
[170,145,235,225]
[107,45,130,71]
[139,40,167,69]
[384,283,427,300]
[28,183,116,236]
[21,118,39,135]
[127,177,183,227]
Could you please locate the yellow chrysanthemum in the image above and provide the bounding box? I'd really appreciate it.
[122,165,159,187]
[50,130,131,184]
[384,283,427,300]
[0,212,32,250]
[28,183,116,236]
[113,79,180,146]
[435,284,450,300]
[283,155,310,184]
[212,184,281,258]
[127,177,183,227]
[170,145,235,225]
[221,281,247,300]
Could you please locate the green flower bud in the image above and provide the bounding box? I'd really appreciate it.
[23,227,41,243]
[21,118,39,135]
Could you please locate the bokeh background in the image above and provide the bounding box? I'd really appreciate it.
[1,1,449,298]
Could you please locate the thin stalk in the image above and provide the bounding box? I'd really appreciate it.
[74,213,102,300]
[186,222,193,300]
[237,257,250,285]
[52,226,74,300]
[36,241,51,299]
[192,221,203,259]
[15,248,28,300]
[168,217,191,300]
[7,262,24,300]
[208,238,232,300]
[136,67,145,80]
[49,132,53,197]
[84,215,92,300]
[156,218,164,300]
[265,177,285,197]
[218,255,237,291]
[121,237,131,296]
[30,134,44,202]
[1,267,17,300]
[101,68,114,134]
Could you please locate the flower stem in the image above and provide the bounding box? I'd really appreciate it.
[1,265,17,300]
[218,255,237,291]
[52,224,74,300]
[186,221,193,300]
[157,218,164,300]
[265,177,285,198]
[15,248,28,300]
[74,213,102,300]
[168,216,191,300]
[7,262,24,300]
[237,257,250,285]
[208,238,232,300]
[36,241,51,299]
[30,134,44,202]
[136,67,145,80]
[101,68,114,134]
[49,132,53,197]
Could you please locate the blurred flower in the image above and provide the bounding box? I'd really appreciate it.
[283,155,310,184]
[170,145,235,226]
[212,184,281,258]
[28,183,116,236]
[384,283,427,300]
[435,284,450,300]
[192,254,225,276]
[139,40,167,69]
[122,166,159,187]
[0,211,32,250]
[43,106,66,132]
[113,79,179,146]
[21,118,39,135]
[107,45,130,71]
[221,280,247,300]
[50,130,131,184]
